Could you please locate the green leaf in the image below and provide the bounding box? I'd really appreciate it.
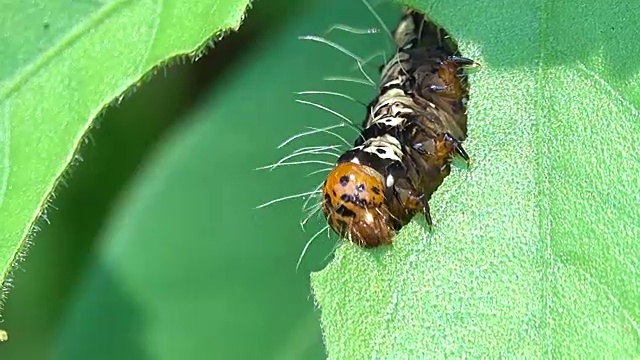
[0,0,250,299]
[312,0,640,357]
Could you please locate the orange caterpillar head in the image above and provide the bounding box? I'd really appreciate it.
[321,162,396,247]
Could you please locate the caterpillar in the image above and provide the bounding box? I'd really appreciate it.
[256,4,478,255]
[320,8,477,247]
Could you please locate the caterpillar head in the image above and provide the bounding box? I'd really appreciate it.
[321,162,395,247]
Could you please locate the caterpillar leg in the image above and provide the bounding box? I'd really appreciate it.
[444,133,469,163]
[423,202,433,228]
[427,56,477,98]
[397,187,433,228]
[446,56,480,67]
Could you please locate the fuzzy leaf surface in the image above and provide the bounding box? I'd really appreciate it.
[312,0,640,357]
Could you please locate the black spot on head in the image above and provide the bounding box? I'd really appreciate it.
[340,194,350,202]
[336,205,356,217]
[371,186,381,195]
[376,148,386,155]
[356,184,365,193]
[324,194,332,206]
[354,197,368,208]
[339,175,349,186]
[332,190,337,196]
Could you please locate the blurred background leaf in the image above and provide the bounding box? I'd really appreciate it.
[0,0,249,305]
[313,0,640,358]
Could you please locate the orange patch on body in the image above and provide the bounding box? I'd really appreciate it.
[322,162,395,247]
[438,61,465,100]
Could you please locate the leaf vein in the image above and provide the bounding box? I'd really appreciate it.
[567,259,640,341]
[574,61,640,117]
[0,102,10,207]
[0,0,132,103]
[138,0,163,71]
[537,0,554,356]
